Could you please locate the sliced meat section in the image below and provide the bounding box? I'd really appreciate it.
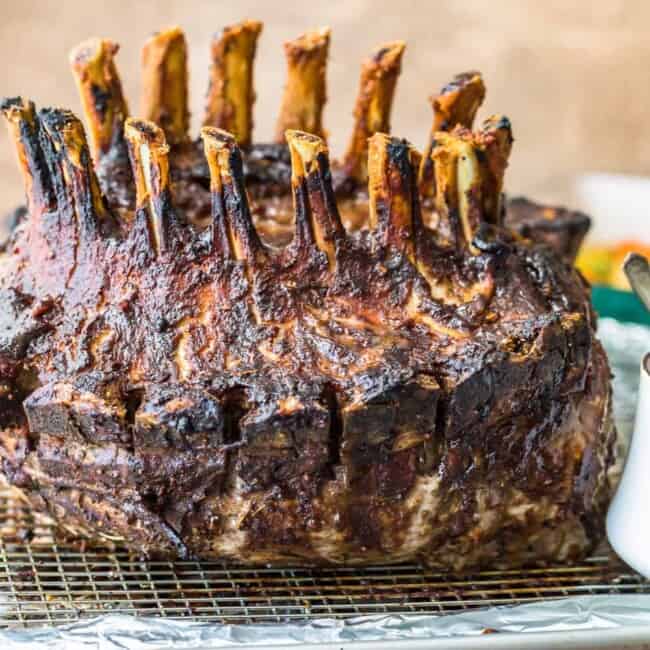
[24,373,128,445]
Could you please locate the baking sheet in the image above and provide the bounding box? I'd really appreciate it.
[2,595,650,649]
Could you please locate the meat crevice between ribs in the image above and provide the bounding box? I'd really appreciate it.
[0,23,613,568]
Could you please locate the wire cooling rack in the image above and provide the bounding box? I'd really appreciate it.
[0,488,648,629]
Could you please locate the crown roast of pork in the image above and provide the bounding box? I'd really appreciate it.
[0,22,614,568]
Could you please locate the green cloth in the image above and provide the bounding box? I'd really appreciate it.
[593,286,650,325]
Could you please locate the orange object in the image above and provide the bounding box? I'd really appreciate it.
[577,241,650,290]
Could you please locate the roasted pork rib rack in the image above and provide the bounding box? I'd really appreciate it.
[0,24,613,568]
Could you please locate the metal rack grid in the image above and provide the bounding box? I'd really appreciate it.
[0,488,648,629]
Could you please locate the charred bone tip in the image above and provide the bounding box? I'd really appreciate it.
[286,128,329,179]
[1,96,54,210]
[476,114,513,226]
[419,71,486,197]
[342,40,406,185]
[201,126,238,191]
[38,107,110,228]
[124,117,170,202]
[0,96,36,125]
[203,19,263,147]
[274,28,330,143]
[286,128,343,268]
[124,117,173,254]
[368,132,420,260]
[432,127,482,252]
[69,37,129,161]
[432,119,513,252]
[200,125,263,263]
[39,107,91,159]
[435,71,486,125]
[479,114,514,159]
[141,26,189,145]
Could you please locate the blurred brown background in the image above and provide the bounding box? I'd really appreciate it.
[1,0,648,226]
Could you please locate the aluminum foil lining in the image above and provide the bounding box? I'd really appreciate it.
[0,317,648,649]
[2,596,650,649]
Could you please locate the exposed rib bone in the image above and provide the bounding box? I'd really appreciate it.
[433,128,481,252]
[274,29,330,143]
[367,133,420,261]
[201,126,264,264]
[475,115,513,225]
[124,118,174,254]
[1,97,53,211]
[203,20,263,147]
[433,120,513,252]
[342,41,405,184]
[38,108,110,233]
[418,72,485,197]
[69,38,129,161]
[141,27,189,145]
[286,129,344,270]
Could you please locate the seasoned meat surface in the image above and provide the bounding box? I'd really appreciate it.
[506,196,591,264]
[0,25,614,568]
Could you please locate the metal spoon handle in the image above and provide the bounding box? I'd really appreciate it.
[624,253,650,312]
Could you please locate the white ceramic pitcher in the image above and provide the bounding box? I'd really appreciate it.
[607,353,650,577]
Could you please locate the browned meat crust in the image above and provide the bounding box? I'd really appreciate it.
[506,196,591,264]
[0,27,614,568]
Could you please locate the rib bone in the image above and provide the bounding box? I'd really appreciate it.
[141,27,189,145]
[433,120,513,251]
[69,39,129,161]
[274,29,330,142]
[201,126,264,264]
[367,133,420,261]
[124,118,174,254]
[342,42,405,184]
[203,20,263,147]
[0,97,53,211]
[475,115,513,225]
[38,108,110,234]
[419,72,485,197]
[286,129,344,270]
[433,128,481,252]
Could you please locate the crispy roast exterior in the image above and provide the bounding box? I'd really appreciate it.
[0,26,614,568]
[505,197,591,264]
